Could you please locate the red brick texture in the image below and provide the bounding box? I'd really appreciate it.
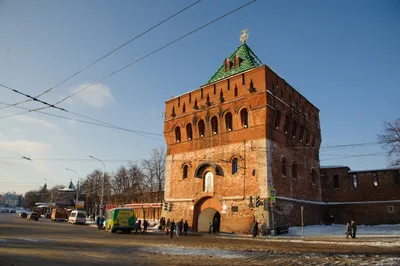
[162,65,322,233]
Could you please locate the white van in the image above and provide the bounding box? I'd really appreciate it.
[68,210,87,224]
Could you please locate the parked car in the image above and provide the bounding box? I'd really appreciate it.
[68,210,87,225]
[10,210,16,213]
[17,212,27,218]
[1,209,9,213]
[27,212,39,221]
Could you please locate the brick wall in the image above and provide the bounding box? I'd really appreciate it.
[321,167,400,202]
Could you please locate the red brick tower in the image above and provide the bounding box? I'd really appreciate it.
[163,33,321,233]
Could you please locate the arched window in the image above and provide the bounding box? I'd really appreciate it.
[211,116,218,135]
[299,126,304,142]
[183,165,188,179]
[240,108,249,128]
[281,157,287,177]
[292,162,297,179]
[274,110,281,129]
[232,158,238,174]
[175,126,181,143]
[284,115,290,134]
[311,133,316,148]
[225,112,233,132]
[305,129,310,145]
[292,121,297,138]
[186,123,193,141]
[198,120,205,138]
[203,172,214,192]
[311,168,316,185]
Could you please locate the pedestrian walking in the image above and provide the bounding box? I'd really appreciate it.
[176,220,182,239]
[208,221,213,234]
[138,219,142,233]
[252,221,259,237]
[169,219,176,239]
[183,220,189,236]
[166,218,171,235]
[351,220,357,238]
[143,219,148,234]
[345,221,352,239]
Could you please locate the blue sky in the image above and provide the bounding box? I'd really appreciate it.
[0,0,399,194]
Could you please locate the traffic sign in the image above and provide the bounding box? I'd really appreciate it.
[270,189,276,202]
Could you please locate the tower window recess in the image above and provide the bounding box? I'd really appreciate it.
[292,162,297,179]
[225,112,233,132]
[311,168,317,185]
[182,103,186,113]
[198,120,205,138]
[186,123,193,141]
[305,129,310,145]
[333,175,339,189]
[284,115,290,134]
[292,121,297,139]
[281,157,287,177]
[240,109,249,128]
[211,116,218,135]
[299,126,304,142]
[353,174,358,188]
[234,86,238,97]
[183,165,188,179]
[232,158,238,174]
[175,126,181,143]
[372,172,379,187]
[274,110,281,129]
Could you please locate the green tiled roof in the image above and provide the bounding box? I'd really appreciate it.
[207,42,263,84]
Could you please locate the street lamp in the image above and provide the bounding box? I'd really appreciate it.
[88,155,105,217]
[65,168,80,203]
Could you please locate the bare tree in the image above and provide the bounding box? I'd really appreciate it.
[378,118,400,167]
[142,147,166,203]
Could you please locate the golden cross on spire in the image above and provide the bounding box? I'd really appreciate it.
[240,29,248,43]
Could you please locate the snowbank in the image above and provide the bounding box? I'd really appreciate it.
[287,224,400,236]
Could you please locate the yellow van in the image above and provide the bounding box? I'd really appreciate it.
[105,207,136,233]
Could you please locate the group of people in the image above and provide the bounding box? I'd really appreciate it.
[345,220,357,239]
[159,217,189,239]
[134,219,149,234]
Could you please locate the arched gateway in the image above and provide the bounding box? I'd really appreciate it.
[192,197,222,232]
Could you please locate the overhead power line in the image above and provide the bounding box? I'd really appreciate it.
[0,100,163,139]
[0,0,203,111]
[0,0,257,120]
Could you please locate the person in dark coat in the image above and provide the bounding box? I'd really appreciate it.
[166,218,171,235]
[183,220,189,236]
[252,221,259,237]
[351,220,357,238]
[208,221,213,234]
[143,219,148,234]
[345,221,352,239]
[169,219,176,239]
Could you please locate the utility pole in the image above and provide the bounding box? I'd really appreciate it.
[89,155,105,217]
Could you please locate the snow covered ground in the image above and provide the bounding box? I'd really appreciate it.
[287,224,400,236]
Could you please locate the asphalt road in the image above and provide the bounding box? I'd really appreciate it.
[1,213,399,265]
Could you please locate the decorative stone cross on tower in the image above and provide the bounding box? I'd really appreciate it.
[240,29,248,43]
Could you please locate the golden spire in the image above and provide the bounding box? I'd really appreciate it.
[240,29,248,43]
